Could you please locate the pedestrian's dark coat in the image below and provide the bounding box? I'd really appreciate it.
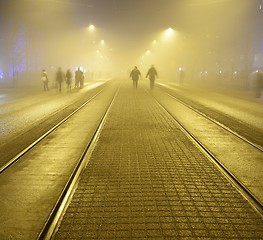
[56,69,64,83]
[75,69,83,81]
[130,67,141,81]
[66,69,72,84]
[146,66,158,81]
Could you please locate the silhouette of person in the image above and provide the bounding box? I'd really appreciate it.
[56,67,64,92]
[80,69,84,88]
[146,65,158,89]
[41,69,49,91]
[130,66,141,88]
[66,69,73,92]
[75,67,84,89]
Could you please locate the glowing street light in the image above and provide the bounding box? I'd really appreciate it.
[88,24,95,31]
[100,39,105,47]
[159,27,176,43]
[164,27,174,37]
[146,50,151,55]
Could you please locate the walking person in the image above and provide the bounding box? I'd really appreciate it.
[56,67,64,92]
[130,66,141,88]
[66,69,73,92]
[74,68,79,88]
[41,69,49,91]
[146,65,158,89]
[75,67,84,89]
[79,69,84,88]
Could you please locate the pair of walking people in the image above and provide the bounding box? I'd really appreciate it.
[57,68,73,92]
[130,65,158,89]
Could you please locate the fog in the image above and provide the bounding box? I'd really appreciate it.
[0,0,262,88]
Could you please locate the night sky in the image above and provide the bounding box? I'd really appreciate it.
[0,0,262,77]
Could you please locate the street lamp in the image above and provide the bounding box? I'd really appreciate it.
[146,50,151,55]
[88,24,95,31]
[161,28,175,43]
[165,28,174,37]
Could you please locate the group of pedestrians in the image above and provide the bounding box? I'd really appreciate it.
[41,67,85,92]
[41,65,157,92]
[129,65,158,89]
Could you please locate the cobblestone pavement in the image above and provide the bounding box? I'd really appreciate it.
[54,82,263,239]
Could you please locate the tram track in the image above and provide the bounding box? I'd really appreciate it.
[0,88,105,174]
[158,85,262,152]
[157,83,263,149]
[0,82,114,173]
[0,80,119,240]
[38,85,120,240]
[0,80,262,239]
[145,84,263,215]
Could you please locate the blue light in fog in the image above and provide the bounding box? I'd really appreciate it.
[9,25,27,78]
[8,65,13,78]
[0,71,3,79]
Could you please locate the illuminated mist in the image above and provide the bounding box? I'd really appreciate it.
[0,0,262,89]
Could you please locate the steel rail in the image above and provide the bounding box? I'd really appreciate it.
[157,84,263,152]
[145,86,263,216]
[38,86,120,240]
[0,87,107,174]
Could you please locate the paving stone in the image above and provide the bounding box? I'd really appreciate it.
[53,83,263,239]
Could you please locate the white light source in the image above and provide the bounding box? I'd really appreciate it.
[166,28,174,35]
[163,28,175,39]
[88,24,95,31]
